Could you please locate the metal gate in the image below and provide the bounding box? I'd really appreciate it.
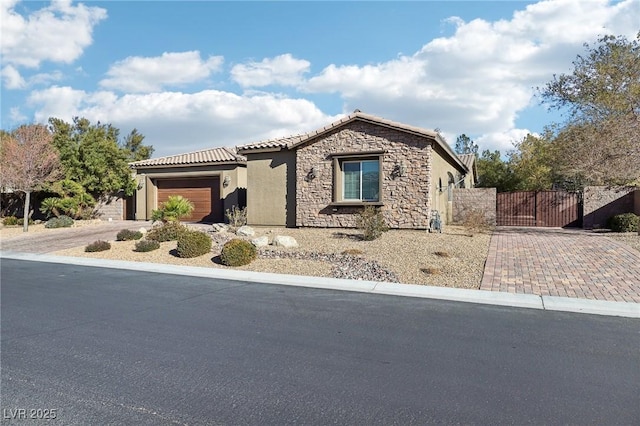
[496,191,581,227]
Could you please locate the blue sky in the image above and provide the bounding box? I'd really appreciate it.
[1,0,638,158]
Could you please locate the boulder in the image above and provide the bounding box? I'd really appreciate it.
[236,225,255,237]
[211,223,230,233]
[251,236,269,248]
[138,227,148,234]
[272,235,298,248]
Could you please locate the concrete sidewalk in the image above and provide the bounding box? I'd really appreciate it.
[481,227,640,303]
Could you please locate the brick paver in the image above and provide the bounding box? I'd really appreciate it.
[481,227,640,303]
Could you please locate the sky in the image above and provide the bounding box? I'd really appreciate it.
[1,0,638,158]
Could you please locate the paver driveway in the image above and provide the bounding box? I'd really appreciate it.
[481,227,640,303]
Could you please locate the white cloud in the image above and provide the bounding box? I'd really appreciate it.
[0,0,107,68]
[303,0,639,152]
[99,51,224,93]
[231,54,310,87]
[1,65,26,89]
[27,86,340,157]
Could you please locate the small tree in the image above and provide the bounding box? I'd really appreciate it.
[0,124,62,232]
[455,134,479,156]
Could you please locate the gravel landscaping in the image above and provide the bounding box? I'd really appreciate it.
[47,224,492,288]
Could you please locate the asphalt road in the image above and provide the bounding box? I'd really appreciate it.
[1,259,638,425]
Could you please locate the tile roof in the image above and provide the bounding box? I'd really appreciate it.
[237,111,466,171]
[458,154,476,169]
[130,147,245,168]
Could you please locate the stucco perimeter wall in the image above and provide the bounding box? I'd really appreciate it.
[295,122,432,229]
[452,188,497,226]
[430,145,468,223]
[246,151,296,227]
[583,186,638,229]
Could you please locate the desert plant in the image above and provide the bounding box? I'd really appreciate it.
[220,238,257,266]
[44,215,74,229]
[116,229,143,241]
[356,206,389,241]
[2,216,18,226]
[16,217,35,226]
[225,206,247,227]
[146,221,187,242]
[134,239,160,252]
[151,195,194,222]
[176,230,212,258]
[85,240,111,252]
[462,209,493,234]
[607,213,639,232]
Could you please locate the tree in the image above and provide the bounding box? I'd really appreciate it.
[455,134,479,156]
[123,128,154,162]
[508,133,556,191]
[48,117,144,201]
[475,150,519,192]
[0,124,62,231]
[540,33,640,185]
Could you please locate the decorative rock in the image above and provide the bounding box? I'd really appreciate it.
[138,227,148,234]
[272,235,298,248]
[236,225,255,237]
[251,236,269,248]
[211,223,230,233]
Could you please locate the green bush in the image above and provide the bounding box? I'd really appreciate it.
[356,206,389,241]
[85,240,111,252]
[44,215,75,229]
[151,195,194,222]
[116,229,143,241]
[146,221,187,242]
[220,239,257,266]
[134,239,160,252]
[2,216,18,226]
[608,213,639,232]
[16,218,35,226]
[176,230,212,258]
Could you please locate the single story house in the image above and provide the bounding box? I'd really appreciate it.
[237,111,475,229]
[129,147,247,222]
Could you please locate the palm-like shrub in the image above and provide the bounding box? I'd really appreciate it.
[151,195,194,222]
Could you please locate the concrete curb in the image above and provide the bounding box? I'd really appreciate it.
[2,251,638,318]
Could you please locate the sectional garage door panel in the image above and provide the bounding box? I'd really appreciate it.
[157,178,222,223]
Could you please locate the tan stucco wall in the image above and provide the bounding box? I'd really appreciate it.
[430,145,468,223]
[245,151,296,226]
[133,164,246,221]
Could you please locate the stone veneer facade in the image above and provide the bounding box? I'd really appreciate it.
[583,186,639,228]
[295,122,432,229]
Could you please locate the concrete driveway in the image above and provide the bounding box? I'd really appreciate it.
[481,227,640,303]
[0,220,152,253]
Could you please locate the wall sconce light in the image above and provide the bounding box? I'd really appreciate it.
[223,175,231,188]
[391,161,406,179]
[306,167,317,181]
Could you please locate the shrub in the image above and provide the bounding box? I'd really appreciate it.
[151,195,194,222]
[134,239,160,252]
[220,238,257,266]
[146,221,187,242]
[44,215,75,229]
[225,206,247,227]
[16,218,35,226]
[116,229,143,241]
[176,230,212,258]
[85,240,111,252]
[356,206,389,241]
[2,216,18,226]
[607,213,639,232]
[462,209,493,234]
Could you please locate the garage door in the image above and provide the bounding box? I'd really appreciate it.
[157,177,222,223]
